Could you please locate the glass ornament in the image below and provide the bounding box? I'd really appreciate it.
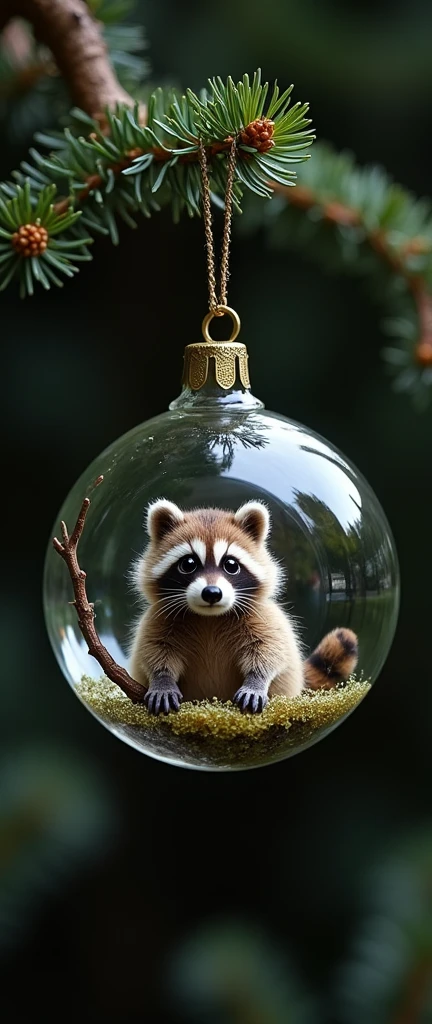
[44,309,399,771]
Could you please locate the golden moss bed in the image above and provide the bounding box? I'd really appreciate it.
[76,676,371,769]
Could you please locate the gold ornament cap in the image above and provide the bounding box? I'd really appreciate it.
[182,306,250,392]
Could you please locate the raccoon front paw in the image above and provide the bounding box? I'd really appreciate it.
[144,678,183,715]
[233,683,268,714]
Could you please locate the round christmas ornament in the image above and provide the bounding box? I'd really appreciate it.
[43,134,399,771]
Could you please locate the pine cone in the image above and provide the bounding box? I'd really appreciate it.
[12,223,49,257]
[240,118,275,153]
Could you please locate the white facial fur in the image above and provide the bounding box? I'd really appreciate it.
[137,498,280,612]
[212,540,227,566]
[227,542,266,581]
[151,541,193,579]
[213,539,266,583]
[151,537,208,580]
[190,537,207,566]
[186,575,235,616]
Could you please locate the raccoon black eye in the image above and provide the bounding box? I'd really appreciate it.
[222,556,240,575]
[178,555,198,574]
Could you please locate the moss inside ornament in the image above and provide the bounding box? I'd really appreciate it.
[76,678,371,770]
[44,308,399,771]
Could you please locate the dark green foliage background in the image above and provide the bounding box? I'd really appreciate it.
[1,0,431,1020]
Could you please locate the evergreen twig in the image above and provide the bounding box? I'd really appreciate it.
[2,0,432,403]
[274,178,432,361]
[247,143,432,404]
[0,70,314,295]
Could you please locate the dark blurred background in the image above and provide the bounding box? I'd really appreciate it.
[1,1,431,1021]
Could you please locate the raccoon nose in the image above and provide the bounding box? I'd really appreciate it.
[201,585,223,605]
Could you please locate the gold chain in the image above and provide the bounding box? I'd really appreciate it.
[198,137,237,314]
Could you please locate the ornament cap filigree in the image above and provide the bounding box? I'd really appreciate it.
[182,305,251,392]
[182,340,251,391]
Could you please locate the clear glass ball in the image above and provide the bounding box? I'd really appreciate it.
[43,377,399,771]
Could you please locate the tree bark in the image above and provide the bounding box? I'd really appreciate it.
[0,0,133,115]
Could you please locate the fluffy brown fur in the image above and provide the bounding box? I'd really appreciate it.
[304,628,359,690]
[129,500,358,714]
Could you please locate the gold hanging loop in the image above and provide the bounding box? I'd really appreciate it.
[201,305,241,344]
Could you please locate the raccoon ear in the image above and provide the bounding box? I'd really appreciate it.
[234,501,270,543]
[146,499,184,541]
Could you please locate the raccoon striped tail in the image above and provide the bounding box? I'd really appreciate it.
[304,628,358,690]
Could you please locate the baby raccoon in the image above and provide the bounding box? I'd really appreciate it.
[129,499,358,715]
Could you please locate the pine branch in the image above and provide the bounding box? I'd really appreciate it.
[0,180,92,296]
[52,475,147,704]
[4,5,430,408]
[0,3,313,297]
[273,176,432,357]
[0,72,314,294]
[246,143,432,406]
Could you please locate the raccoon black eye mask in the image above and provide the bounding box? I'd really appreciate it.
[129,499,358,714]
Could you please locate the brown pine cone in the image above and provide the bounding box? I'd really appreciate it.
[240,118,275,153]
[12,223,49,257]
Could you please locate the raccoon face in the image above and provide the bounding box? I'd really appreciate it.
[135,499,282,617]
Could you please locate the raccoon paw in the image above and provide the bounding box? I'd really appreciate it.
[144,678,183,715]
[233,684,268,714]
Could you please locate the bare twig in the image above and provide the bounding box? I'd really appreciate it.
[0,0,133,115]
[53,475,146,704]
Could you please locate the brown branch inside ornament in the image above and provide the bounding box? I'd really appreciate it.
[52,476,146,705]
